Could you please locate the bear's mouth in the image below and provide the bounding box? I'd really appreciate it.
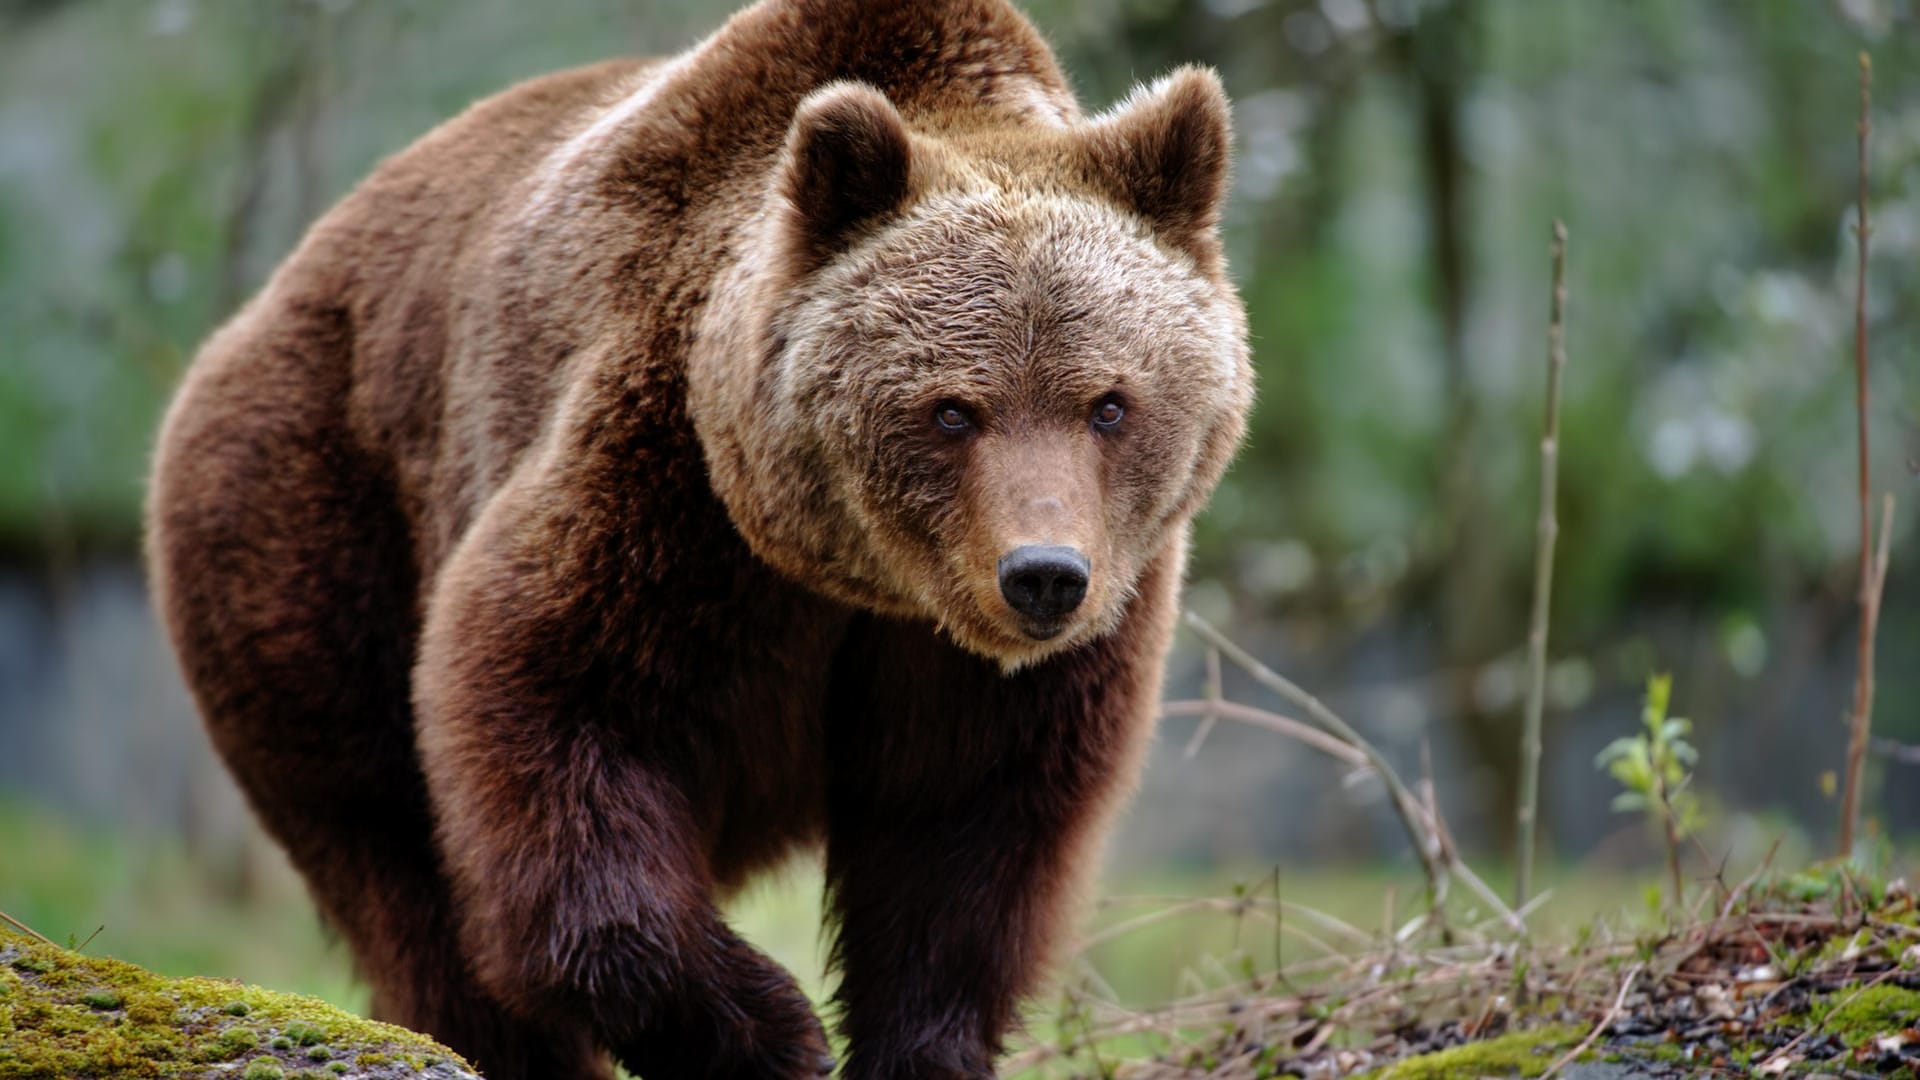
[1016,616,1069,641]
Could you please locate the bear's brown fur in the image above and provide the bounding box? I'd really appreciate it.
[146,1,1252,1077]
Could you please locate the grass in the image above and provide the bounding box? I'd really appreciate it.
[0,802,363,1013]
[14,799,1919,1079]
[2,799,1683,1077]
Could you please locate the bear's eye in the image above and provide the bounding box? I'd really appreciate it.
[933,401,974,434]
[1092,397,1126,432]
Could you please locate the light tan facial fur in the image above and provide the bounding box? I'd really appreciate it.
[692,69,1252,669]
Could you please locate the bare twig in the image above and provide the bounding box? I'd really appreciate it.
[1654,763,1686,909]
[1516,220,1569,912]
[1183,647,1224,757]
[1419,740,1454,932]
[0,910,58,947]
[1539,961,1644,1080]
[1161,700,1366,768]
[1839,51,1880,858]
[1181,611,1525,933]
[1719,836,1784,921]
[1871,732,1920,765]
[1093,893,1376,948]
[1080,897,1346,956]
[1182,612,1447,904]
[1764,965,1900,1070]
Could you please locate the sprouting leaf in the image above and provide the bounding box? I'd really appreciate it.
[1594,736,1639,766]
[1611,791,1648,813]
[1597,673,1706,898]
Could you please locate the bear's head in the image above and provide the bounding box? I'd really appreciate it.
[693,68,1252,670]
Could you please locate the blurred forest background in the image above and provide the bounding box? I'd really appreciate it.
[2,0,1918,1027]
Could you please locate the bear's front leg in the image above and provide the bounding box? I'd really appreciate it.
[416,471,833,1080]
[823,560,1177,1079]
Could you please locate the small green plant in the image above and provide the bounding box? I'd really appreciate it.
[1596,674,1702,908]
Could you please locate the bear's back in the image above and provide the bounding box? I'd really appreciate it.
[214,0,1088,580]
[270,58,662,566]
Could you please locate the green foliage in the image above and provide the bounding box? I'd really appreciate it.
[1595,674,1702,833]
[1596,674,1703,907]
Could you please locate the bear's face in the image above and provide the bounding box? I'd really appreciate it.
[777,191,1245,664]
[693,71,1251,669]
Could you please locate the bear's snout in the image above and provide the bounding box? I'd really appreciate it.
[997,544,1090,633]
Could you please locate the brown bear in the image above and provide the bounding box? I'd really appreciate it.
[146,1,1252,1077]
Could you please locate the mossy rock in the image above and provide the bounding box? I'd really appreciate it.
[0,923,480,1079]
[1360,1025,1584,1079]
[1810,984,1920,1049]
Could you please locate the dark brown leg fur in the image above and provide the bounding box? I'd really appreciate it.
[822,550,1178,1080]
[409,447,845,1080]
[148,315,609,1080]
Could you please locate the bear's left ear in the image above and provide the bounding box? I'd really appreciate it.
[1082,66,1232,270]
[778,82,918,271]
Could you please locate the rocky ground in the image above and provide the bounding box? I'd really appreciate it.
[1022,870,1920,1079]
[9,870,1919,1080]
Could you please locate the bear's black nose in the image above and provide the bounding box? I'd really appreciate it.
[998,545,1090,624]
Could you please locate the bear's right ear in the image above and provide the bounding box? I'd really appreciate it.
[778,83,917,271]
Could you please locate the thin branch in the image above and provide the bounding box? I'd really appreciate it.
[1419,740,1454,925]
[1162,699,1368,768]
[1654,760,1686,909]
[1182,648,1224,758]
[1539,962,1643,1080]
[1182,611,1525,933]
[1764,966,1899,1070]
[1182,612,1444,897]
[1873,491,1893,597]
[0,910,58,947]
[1517,219,1569,910]
[1839,51,1877,857]
[1871,733,1920,765]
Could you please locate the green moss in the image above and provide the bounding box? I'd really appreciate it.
[0,922,479,1078]
[284,1018,328,1046]
[270,1035,294,1050]
[1811,985,1920,1048]
[208,1024,262,1059]
[122,992,172,1027]
[1628,1040,1690,1065]
[1364,1025,1582,1080]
